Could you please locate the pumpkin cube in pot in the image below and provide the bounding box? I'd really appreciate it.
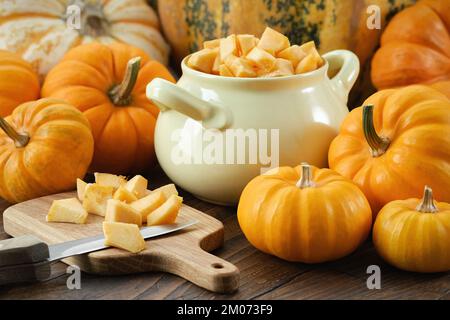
[105,199,142,226]
[257,27,290,55]
[299,41,323,66]
[204,38,221,49]
[151,184,179,199]
[296,54,318,74]
[82,184,114,216]
[237,34,259,56]
[94,173,126,190]
[113,186,138,203]
[212,53,221,75]
[131,191,166,223]
[76,179,89,202]
[47,198,88,224]
[187,48,218,74]
[261,58,294,78]
[219,64,234,77]
[246,47,277,74]
[103,222,146,253]
[278,45,307,68]
[224,55,256,78]
[147,195,183,226]
[220,34,239,61]
[125,175,148,199]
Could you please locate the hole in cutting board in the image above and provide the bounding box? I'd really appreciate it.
[212,263,224,269]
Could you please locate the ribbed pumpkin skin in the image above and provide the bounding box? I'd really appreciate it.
[158,0,416,65]
[42,43,175,175]
[371,0,450,89]
[328,85,450,215]
[0,50,40,117]
[237,165,372,263]
[0,98,94,204]
[373,198,450,273]
[0,0,170,78]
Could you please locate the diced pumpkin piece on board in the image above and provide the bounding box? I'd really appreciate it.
[94,173,126,190]
[296,54,319,74]
[103,222,146,253]
[113,186,138,203]
[77,179,88,202]
[125,175,148,199]
[237,34,259,56]
[152,184,179,199]
[82,184,114,216]
[47,198,88,224]
[246,47,277,74]
[204,39,221,49]
[219,64,234,77]
[277,45,307,68]
[147,195,183,226]
[187,48,218,73]
[225,55,256,78]
[261,58,294,77]
[220,34,239,61]
[105,199,142,226]
[258,27,290,55]
[131,191,166,223]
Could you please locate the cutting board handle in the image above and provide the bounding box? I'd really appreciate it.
[158,246,239,293]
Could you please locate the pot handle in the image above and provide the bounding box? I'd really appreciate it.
[146,78,232,130]
[322,50,360,104]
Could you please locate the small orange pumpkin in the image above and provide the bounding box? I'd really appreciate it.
[0,50,40,117]
[328,85,450,215]
[42,43,175,175]
[373,186,450,273]
[237,163,372,263]
[0,98,94,204]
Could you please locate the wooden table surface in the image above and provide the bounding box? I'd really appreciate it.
[0,169,448,300]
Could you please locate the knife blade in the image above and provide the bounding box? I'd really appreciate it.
[48,220,198,261]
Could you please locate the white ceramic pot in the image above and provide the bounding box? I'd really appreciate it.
[147,50,359,205]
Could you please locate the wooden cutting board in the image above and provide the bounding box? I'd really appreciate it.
[2,192,239,293]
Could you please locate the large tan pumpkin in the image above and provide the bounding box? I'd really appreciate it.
[0,0,170,78]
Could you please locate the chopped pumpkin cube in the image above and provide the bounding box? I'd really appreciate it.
[296,54,318,74]
[103,222,146,253]
[187,48,218,74]
[76,179,88,202]
[237,34,259,56]
[212,53,221,75]
[277,45,307,68]
[260,58,294,77]
[224,55,256,78]
[125,175,148,199]
[47,198,88,224]
[219,64,234,77]
[131,191,166,223]
[246,47,277,74]
[204,38,221,49]
[151,184,179,199]
[299,41,323,66]
[147,195,183,226]
[105,199,142,226]
[94,173,126,190]
[258,27,290,55]
[220,34,239,61]
[113,186,138,203]
[82,184,114,216]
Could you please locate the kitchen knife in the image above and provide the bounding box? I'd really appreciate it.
[0,220,197,286]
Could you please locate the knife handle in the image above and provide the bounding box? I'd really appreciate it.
[0,235,51,286]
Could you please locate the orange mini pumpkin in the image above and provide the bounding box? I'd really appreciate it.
[329,85,450,215]
[0,50,40,117]
[42,43,175,175]
[237,163,372,263]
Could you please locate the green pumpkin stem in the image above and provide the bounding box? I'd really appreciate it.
[362,105,390,157]
[417,186,439,213]
[0,117,29,148]
[296,163,315,188]
[109,56,141,106]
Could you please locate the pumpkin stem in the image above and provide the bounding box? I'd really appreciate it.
[417,186,439,213]
[109,57,141,106]
[362,105,390,157]
[0,117,29,148]
[296,163,315,189]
